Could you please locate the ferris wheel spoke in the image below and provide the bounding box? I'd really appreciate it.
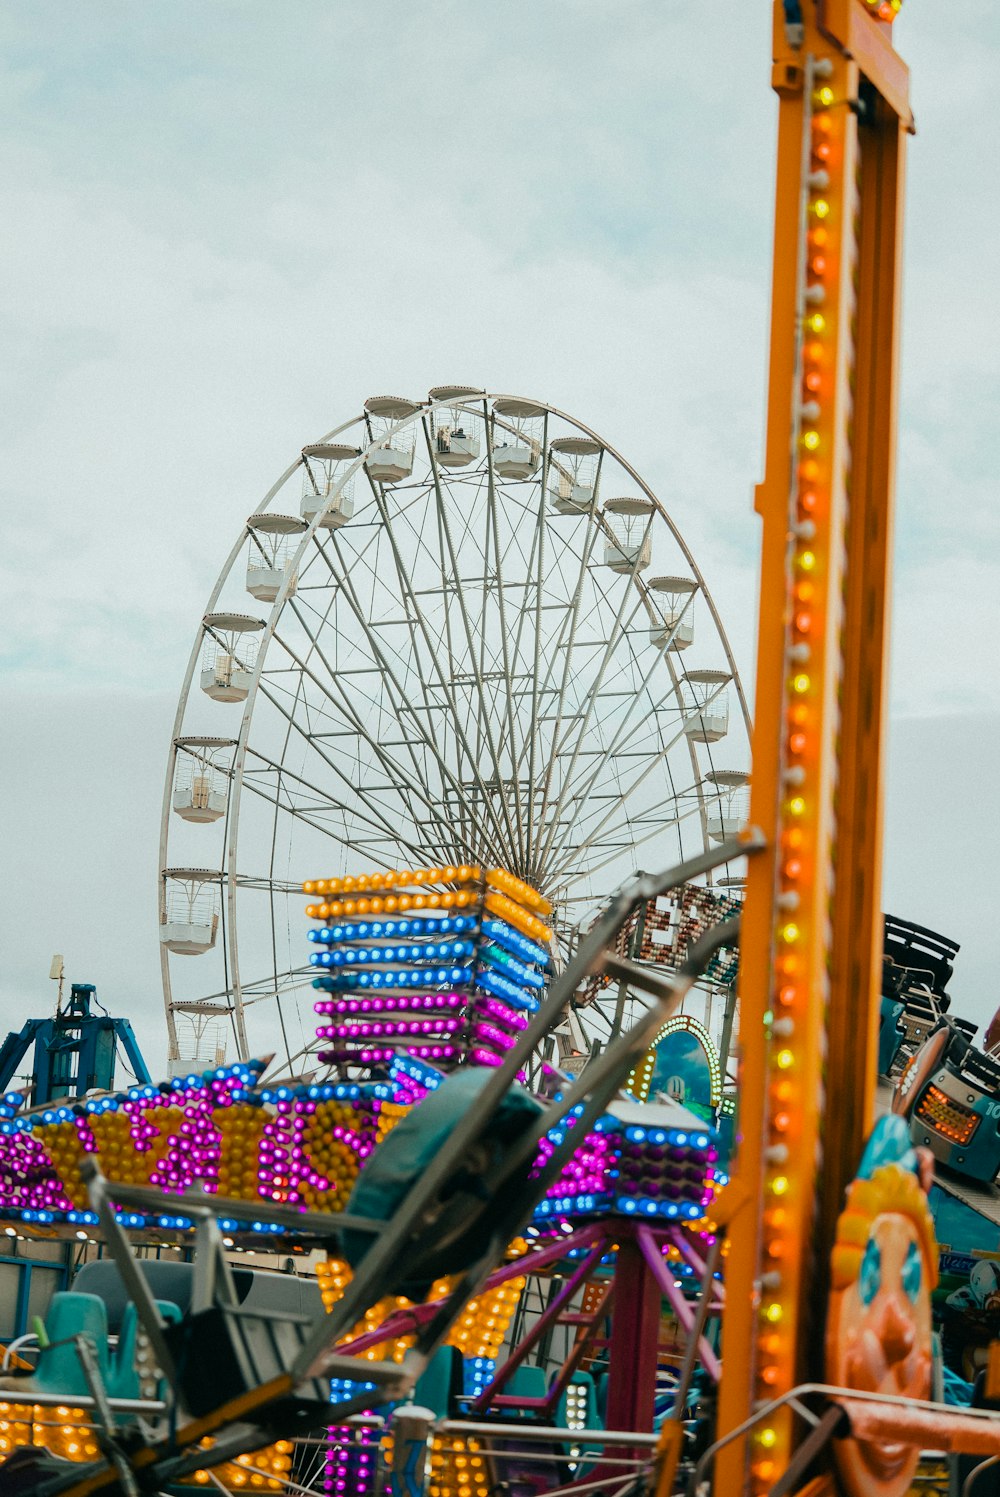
[525,458,608,845]
[249,668,458,862]
[483,422,529,865]
[556,788,706,889]
[360,467,458,723]
[343,472,517,856]
[534,606,692,870]
[524,433,548,871]
[239,742,441,864]
[540,683,689,871]
[534,555,653,872]
[279,584,451,830]
[541,679,730,880]
[419,414,523,859]
[288,538,510,860]
[267,623,445,834]
[484,432,555,871]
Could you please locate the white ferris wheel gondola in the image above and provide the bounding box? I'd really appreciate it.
[548,435,601,514]
[199,612,265,703]
[603,496,654,573]
[703,768,751,842]
[159,388,751,1076]
[172,736,235,824]
[681,668,732,743]
[300,443,359,528]
[428,385,484,468]
[491,397,544,479]
[648,575,699,651]
[245,512,308,603]
[160,868,220,956]
[364,396,421,484]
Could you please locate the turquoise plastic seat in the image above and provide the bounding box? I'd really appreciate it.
[504,1364,548,1408]
[555,1371,602,1472]
[413,1345,462,1417]
[34,1292,110,1397]
[107,1299,182,1400]
[555,1370,598,1429]
[594,1370,608,1423]
[342,1068,543,1288]
[107,1303,140,1399]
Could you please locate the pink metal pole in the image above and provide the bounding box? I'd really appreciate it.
[636,1226,720,1381]
[334,1223,605,1359]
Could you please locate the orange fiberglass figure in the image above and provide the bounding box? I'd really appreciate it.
[826,1115,938,1497]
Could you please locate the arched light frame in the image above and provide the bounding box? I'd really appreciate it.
[627,1012,723,1107]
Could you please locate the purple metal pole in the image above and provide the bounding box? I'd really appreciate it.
[472,1233,609,1413]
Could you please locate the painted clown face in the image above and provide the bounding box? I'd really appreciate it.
[827,1206,933,1497]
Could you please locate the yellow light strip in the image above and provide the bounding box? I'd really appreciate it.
[303,864,484,896]
[485,867,553,917]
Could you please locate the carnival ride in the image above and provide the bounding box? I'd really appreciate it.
[6,1,1000,1494]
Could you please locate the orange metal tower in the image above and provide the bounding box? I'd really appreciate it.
[714,0,913,1488]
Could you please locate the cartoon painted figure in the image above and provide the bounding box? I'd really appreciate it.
[826,1117,938,1497]
[942,1259,1000,1380]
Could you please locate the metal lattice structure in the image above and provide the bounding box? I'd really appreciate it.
[158,388,750,1075]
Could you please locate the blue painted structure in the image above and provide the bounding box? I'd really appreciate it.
[0,984,150,1105]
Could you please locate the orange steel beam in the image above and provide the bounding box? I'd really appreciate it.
[714,2,912,1490]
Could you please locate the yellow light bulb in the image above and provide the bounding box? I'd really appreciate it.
[812,198,830,220]
[765,1302,783,1323]
[780,923,799,944]
[798,550,816,571]
[771,1176,789,1195]
[787,796,806,817]
[806,313,825,334]
[776,1049,794,1070]
[801,430,820,451]
[759,1427,778,1449]
[792,673,810,694]
[814,86,834,107]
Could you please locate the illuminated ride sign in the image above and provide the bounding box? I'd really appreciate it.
[0,1056,719,1239]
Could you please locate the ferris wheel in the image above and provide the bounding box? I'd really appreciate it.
[158,387,751,1077]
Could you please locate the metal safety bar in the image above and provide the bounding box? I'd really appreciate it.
[689,1381,1000,1495]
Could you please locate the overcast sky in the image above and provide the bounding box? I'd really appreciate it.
[2,2,998,1078]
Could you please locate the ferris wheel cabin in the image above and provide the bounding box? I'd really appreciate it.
[428,385,484,468]
[171,736,233,824]
[364,395,420,485]
[548,434,601,513]
[703,768,750,842]
[492,397,543,479]
[160,868,220,956]
[681,668,731,743]
[300,443,358,527]
[648,575,698,650]
[245,512,307,603]
[603,497,653,572]
[199,612,264,702]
